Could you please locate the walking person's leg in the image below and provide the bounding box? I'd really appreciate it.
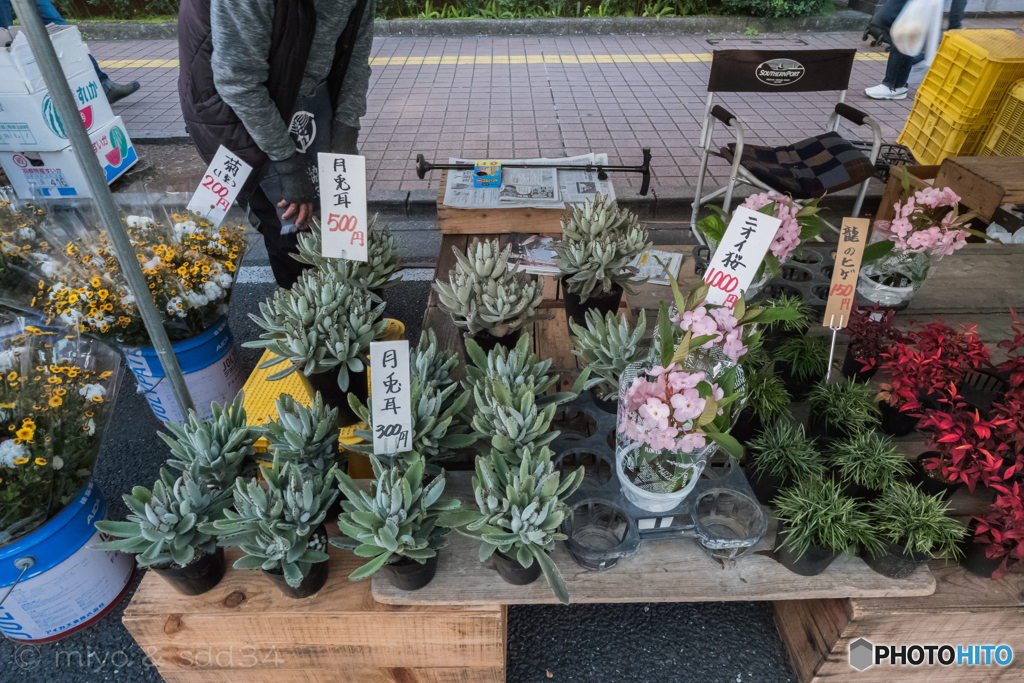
[948,0,967,30]
[1,0,14,29]
[865,0,914,99]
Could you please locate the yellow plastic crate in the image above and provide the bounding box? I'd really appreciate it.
[980,79,1024,156]
[917,30,1024,123]
[242,318,406,453]
[898,97,988,165]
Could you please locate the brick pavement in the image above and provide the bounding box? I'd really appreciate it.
[88,18,1022,196]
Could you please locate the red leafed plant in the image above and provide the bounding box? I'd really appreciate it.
[919,387,1014,493]
[997,309,1024,390]
[841,303,903,373]
[973,481,1024,580]
[876,321,990,411]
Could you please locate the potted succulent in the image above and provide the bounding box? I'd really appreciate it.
[773,478,882,576]
[294,214,403,296]
[840,304,902,382]
[333,454,460,590]
[827,432,912,502]
[160,391,260,489]
[410,330,460,391]
[94,468,231,595]
[862,482,966,579]
[205,457,338,598]
[772,335,830,402]
[805,379,881,444]
[245,268,387,425]
[553,193,651,328]
[433,239,545,353]
[570,309,648,412]
[744,421,825,505]
[263,393,344,479]
[730,368,791,445]
[439,444,583,604]
[965,482,1023,580]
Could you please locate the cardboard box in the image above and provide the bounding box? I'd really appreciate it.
[0,26,94,95]
[0,69,114,151]
[0,116,138,198]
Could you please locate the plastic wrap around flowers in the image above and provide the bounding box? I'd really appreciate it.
[872,185,971,259]
[619,364,723,454]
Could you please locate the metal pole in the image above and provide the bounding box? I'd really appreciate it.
[12,0,195,417]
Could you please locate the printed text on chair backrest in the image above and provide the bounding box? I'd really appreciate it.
[706,49,857,93]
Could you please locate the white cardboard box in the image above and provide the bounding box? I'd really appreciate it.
[0,25,94,95]
[0,68,114,151]
[0,116,138,198]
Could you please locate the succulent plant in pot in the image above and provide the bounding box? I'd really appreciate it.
[805,379,881,444]
[772,334,831,401]
[332,454,460,590]
[160,391,260,489]
[244,269,387,425]
[744,421,825,505]
[433,239,544,353]
[553,193,651,327]
[94,467,232,596]
[862,482,966,579]
[293,214,402,295]
[840,304,902,382]
[205,457,339,598]
[263,393,344,480]
[731,368,791,445]
[439,444,583,604]
[569,308,647,411]
[410,330,459,391]
[827,432,912,501]
[773,477,883,576]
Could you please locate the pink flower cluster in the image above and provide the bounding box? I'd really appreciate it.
[741,190,801,260]
[618,364,723,453]
[672,306,748,362]
[877,188,969,258]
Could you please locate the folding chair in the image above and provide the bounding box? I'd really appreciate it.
[690,49,883,242]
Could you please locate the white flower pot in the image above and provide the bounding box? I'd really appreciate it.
[615,443,713,512]
[857,269,915,307]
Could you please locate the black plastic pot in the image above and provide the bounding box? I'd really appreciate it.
[960,520,1004,579]
[911,452,960,500]
[590,389,618,414]
[380,553,438,591]
[841,346,878,383]
[958,370,1008,419]
[262,526,330,598]
[562,279,623,330]
[493,550,542,585]
[744,458,785,506]
[878,401,919,437]
[150,547,226,596]
[730,409,763,446]
[775,361,813,403]
[861,539,930,579]
[774,527,842,576]
[842,480,883,504]
[804,414,848,448]
[470,328,523,356]
[297,367,369,427]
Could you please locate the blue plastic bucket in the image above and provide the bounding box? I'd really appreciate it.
[123,316,245,423]
[0,481,135,643]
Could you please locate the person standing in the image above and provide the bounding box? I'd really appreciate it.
[178,0,374,289]
[0,0,140,104]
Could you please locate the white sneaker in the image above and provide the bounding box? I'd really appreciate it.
[865,84,908,100]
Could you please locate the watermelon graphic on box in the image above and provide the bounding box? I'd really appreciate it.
[95,119,137,183]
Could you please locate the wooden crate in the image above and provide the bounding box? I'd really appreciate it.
[437,170,566,235]
[123,544,505,683]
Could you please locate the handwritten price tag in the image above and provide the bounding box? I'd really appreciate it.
[318,153,367,262]
[703,207,781,308]
[370,340,412,456]
[186,146,252,227]
[822,218,869,328]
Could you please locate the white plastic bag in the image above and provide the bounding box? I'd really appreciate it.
[891,0,943,64]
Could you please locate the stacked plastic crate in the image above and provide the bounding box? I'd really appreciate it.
[0,25,137,198]
[979,79,1024,157]
[899,30,1024,165]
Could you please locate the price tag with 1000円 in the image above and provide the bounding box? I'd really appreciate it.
[702,206,782,308]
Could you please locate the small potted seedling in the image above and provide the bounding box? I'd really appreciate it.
[94,468,231,596]
[759,293,811,352]
[840,304,901,383]
[731,368,792,445]
[744,421,825,505]
[439,445,583,604]
[570,308,647,412]
[433,239,544,353]
[862,482,966,579]
[333,454,460,590]
[963,482,1024,580]
[827,432,912,501]
[805,379,881,444]
[773,478,882,576]
[206,457,338,598]
[553,193,651,328]
[772,334,831,401]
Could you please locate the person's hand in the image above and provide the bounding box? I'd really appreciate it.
[278,200,315,230]
[331,124,359,156]
[271,153,316,229]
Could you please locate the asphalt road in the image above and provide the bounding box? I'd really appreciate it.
[2,232,796,683]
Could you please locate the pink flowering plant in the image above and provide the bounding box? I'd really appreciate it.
[695,191,826,282]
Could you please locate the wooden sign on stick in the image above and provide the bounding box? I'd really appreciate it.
[822,218,870,329]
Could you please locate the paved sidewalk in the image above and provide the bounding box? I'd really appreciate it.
[90,17,1022,196]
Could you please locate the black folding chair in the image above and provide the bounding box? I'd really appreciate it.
[690,49,882,241]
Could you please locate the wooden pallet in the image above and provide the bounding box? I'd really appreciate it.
[436,170,566,234]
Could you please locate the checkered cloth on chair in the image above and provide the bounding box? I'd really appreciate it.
[721,132,875,199]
